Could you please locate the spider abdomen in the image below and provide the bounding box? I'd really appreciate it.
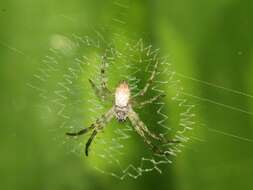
[115,81,130,107]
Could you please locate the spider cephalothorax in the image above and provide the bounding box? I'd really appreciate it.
[66,55,178,156]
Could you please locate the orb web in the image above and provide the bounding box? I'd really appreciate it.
[28,32,196,180]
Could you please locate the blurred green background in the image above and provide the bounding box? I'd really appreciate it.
[1,0,253,190]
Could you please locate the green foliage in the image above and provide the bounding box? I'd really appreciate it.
[1,0,253,190]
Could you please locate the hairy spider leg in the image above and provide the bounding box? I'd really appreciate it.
[66,124,95,136]
[128,108,164,154]
[85,130,98,156]
[85,108,114,156]
[66,108,114,156]
[136,59,159,97]
[129,107,165,142]
[100,53,110,91]
[129,107,180,145]
[88,53,111,101]
[135,94,166,109]
[88,79,105,100]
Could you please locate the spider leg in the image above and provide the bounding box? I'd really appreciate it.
[129,108,179,145]
[128,108,164,154]
[89,79,105,99]
[135,94,165,109]
[66,124,95,136]
[136,60,159,97]
[66,107,115,156]
[129,117,163,154]
[85,130,98,156]
[88,78,111,101]
[88,53,111,101]
[100,53,110,92]
[128,107,164,141]
[140,123,180,144]
[85,108,114,156]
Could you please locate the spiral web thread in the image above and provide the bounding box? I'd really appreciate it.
[28,32,196,180]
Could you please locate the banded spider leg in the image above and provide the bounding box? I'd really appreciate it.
[66,108,114,156]
[89,52,112,101]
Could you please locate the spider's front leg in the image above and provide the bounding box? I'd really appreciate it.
[89,53,112,101]
[128,107,179,153]
[85,130,98,156]
[128,107,165,154]
[66,124,95,136]
[66,107,114,156]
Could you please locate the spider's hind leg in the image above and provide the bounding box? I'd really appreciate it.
[134,94,166,109]
[88,79,107,100]
[89,53,112,101]
[135,59,159,98]
[100,54,110,91]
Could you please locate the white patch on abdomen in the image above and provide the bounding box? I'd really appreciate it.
[115,82,130,107]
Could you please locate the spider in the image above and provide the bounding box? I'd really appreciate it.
[66,54,178,156]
